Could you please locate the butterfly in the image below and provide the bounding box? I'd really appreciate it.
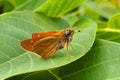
[20,28,74,58]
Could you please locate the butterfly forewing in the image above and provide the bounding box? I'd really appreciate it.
[21,32,61,52]
[33,36,59,58]
[32,32,59,39]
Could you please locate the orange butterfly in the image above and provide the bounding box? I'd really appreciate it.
[20,28,74,58]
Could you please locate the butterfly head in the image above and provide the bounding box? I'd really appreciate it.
[64,28,74,37]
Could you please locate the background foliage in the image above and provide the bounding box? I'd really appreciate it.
[0,0,120,80]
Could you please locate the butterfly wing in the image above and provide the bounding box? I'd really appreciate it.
[20,38,41,52]
[21,32,60,52]
[33,36,59,58]
[21,30,64,58]
[32,32,59,39]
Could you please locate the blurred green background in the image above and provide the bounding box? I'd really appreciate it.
[0,0,120,80]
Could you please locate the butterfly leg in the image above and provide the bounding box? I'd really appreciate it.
[65,42,71,60]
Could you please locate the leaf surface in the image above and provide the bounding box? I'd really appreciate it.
[0,11,96,79]
[7,39,120,80]
[97,13,120,43]
[36,0,87,17]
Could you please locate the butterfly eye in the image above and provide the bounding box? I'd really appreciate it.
[65,30,71,37]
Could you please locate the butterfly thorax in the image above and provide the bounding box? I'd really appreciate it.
[58,28,74,49]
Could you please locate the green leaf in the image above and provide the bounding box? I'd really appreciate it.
[0,11,96,79]
[0,0,14,13]
[80,6,100,21]
[62,13,80,26]
[50,39,120,80]
[8,0,26,8]
[15,0,47,11]
[86,2,120,19]
[36,0,87,17]
[97,13,120,43]
[7,39,120,80]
